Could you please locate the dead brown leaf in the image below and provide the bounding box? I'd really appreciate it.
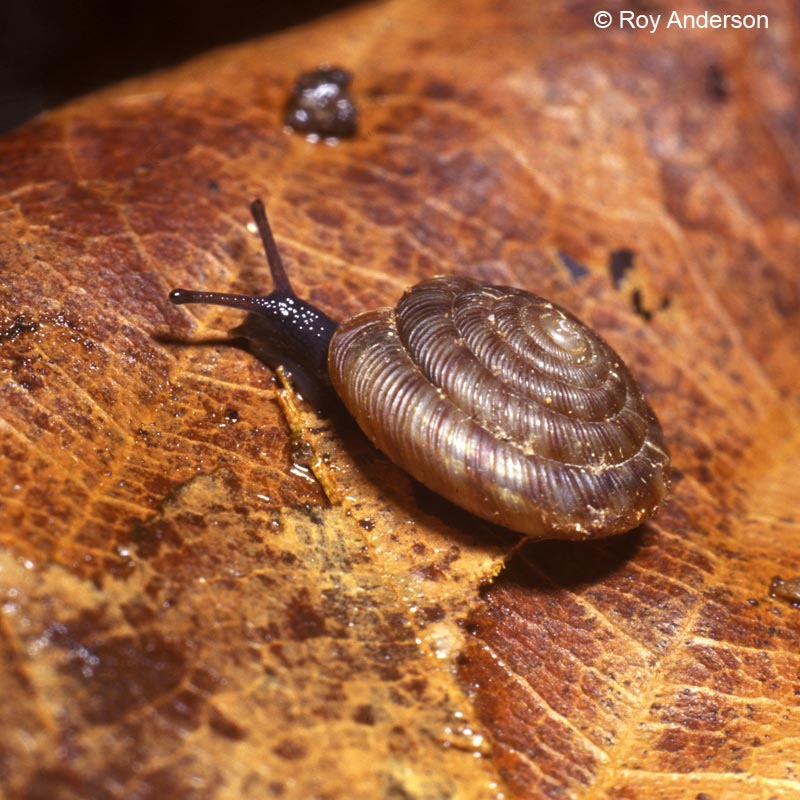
[1,1,799,798]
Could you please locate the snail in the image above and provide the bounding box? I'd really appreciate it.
[169,200,670,540]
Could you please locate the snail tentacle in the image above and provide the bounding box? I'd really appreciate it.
[169,201,338,407]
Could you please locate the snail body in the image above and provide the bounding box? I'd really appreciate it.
[170,200,670,540]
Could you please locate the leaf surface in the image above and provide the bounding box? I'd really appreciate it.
[1,1,799,798]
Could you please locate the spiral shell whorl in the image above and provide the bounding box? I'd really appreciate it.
[329,276,670,539]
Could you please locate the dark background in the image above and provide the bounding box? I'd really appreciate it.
[0,0,354,134]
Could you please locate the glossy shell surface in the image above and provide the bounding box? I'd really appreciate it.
[329,276,670,539]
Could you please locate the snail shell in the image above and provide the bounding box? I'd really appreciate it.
[170,200,670,540]
[329,277,670,539]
